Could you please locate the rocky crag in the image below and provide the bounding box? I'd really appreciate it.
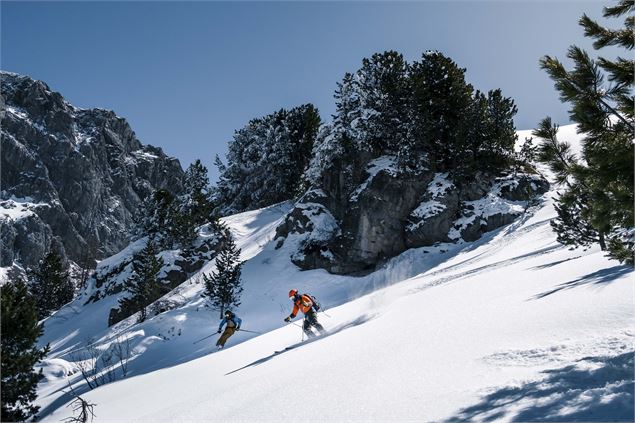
[1,71,184,270]
[276,155,549,274]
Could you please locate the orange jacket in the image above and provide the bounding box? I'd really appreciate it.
[290,294,313,318]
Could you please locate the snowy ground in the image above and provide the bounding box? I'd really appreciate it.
[33,125,634,422]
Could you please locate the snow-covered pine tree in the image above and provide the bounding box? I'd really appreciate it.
[181,159,214,228]
[133,189,177,249]
[333,72,362,148]
[1,278,50,422]
[201,226,243,319]
[119,240,164,322]
[518,137,536,164]
[354,51,409,155]
[308,52,409,184]
[214,105,320,215]
[309,50,520,182]
[169,159,214,251]
[27,249,74,319]
[304,74,362,187]
[535,0,634,264]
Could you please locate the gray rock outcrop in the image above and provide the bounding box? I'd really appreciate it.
[276,155,549,275]
[1,71,184,269]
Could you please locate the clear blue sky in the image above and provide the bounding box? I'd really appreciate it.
[2,1,602,181]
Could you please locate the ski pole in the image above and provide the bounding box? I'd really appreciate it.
[286,320,304,341]
[320,311,332,318]
[193,332,219,344]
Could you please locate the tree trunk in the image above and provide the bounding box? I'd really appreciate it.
[599,231,607,251]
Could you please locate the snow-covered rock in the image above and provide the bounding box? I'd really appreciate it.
[0,71,184,269]
[277,154,549,274]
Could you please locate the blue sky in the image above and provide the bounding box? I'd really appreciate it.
[2,1,602,181]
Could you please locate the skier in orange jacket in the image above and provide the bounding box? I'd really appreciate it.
[284,289,325,338]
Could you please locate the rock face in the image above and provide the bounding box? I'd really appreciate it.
[276,155,549,275]
[1,71,184,269]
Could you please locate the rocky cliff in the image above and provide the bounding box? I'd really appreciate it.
[275,154,549,275]
[1,71,184,269]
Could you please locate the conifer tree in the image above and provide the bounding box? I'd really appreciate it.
[481,89,518,171]
[28,249,74,319]
[133,189,177,249]
[456,90,489,176]
[535,0,634,264]
[119,240,164,322]
[282,104,321,195]
[214,104,320,215]
[1,278,50,422]
[171,160,212,252]
[202,226,243,318]
[333,72,362,146]
[181,159,214,228]
[405,51,474,171]
[354,51,409,154]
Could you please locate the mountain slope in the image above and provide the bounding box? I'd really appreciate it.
[0,71,184,269]
[35,125,634,422]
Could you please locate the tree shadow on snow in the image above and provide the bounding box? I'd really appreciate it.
[531,265,632,300]
[444,351,634,422]
[224,314,375,375]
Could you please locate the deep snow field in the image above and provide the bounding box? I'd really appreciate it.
[32,125,634,422]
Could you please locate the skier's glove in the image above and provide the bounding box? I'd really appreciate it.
[217,330,221,334]
[236,327,240,331]
[284,316,291,322]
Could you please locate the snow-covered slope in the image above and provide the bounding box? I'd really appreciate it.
[35,125,634,422]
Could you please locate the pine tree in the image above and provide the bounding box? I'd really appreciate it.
[405,51,474,171]
[202,226,243,318]
[333,72,362,147]
[181,159,214,227]
[354,51,409,154]
[517,137,536,165]
[171,160,213,251]
[28,249,74,319]
[282,104,321,196]
[481,89,518,171]
[456,90,489,176]
[119,240,164,322]
[133,189,177,249]
[214,104,321,215]
[535,0,634,264]
[1,278,50,422]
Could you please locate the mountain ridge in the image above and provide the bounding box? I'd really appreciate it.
[1,71,185,270]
